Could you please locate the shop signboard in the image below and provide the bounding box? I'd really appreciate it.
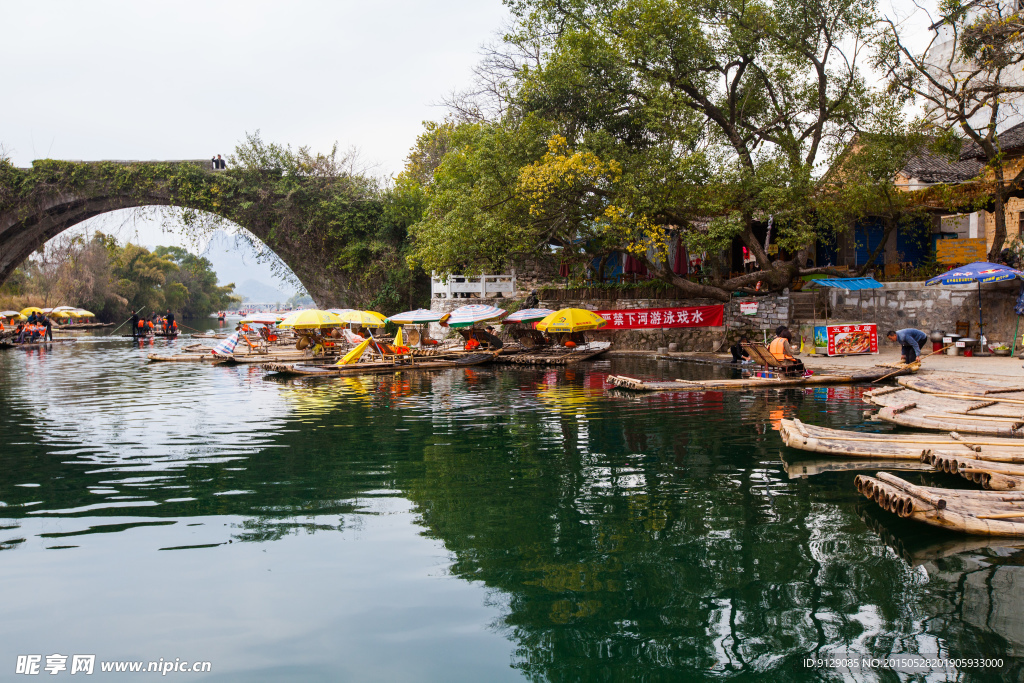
[826,323,878,356]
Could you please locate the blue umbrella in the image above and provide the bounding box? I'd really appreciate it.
[925,262,1024,352]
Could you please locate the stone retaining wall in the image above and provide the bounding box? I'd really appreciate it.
[425,281,1024,352]
[825,281,1022,348]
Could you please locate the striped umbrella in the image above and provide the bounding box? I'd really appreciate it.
[326,308,356,316]
[443,304,507,328]
[211,332,241,357]
[504,308,555,323]
[388,308,442,324]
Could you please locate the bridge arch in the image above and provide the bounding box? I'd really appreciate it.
[0,160,351,307]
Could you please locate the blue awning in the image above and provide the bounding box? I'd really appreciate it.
[808,277,883,291]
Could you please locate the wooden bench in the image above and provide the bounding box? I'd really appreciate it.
[742,342,804,377]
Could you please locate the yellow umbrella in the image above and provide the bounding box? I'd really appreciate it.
[336,310,387,328]
[20,307,44,316]
[394,326,404,347]
[278,309,343,329]
[1,311,26,320]
[536,308,608,333]
[74,310,95,317]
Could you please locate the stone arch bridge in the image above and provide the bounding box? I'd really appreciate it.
[0,158,366,307]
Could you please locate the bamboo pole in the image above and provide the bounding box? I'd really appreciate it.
[871,345,950,383]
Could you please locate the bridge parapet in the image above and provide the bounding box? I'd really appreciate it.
[28,159,219,171]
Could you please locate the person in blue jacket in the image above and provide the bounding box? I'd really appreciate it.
[887,328,928,363]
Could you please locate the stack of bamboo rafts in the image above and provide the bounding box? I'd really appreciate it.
[852,472,1024,537]
[780,373,1024,536]
[867,376,1024,436]
[779,418,1024,490]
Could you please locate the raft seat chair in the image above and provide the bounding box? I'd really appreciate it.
[956,321,970,338]
[741,342,803,378]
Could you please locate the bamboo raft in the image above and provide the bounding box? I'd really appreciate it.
[857,504,1024,565]
[867,386,1024,437]
[147,350,323,364]
[262,352,497,377]
[53,322,114,330]
[0,338,78,350]
[855,472,1024,536]
[780,418,1024,490]
[898,375,1024,399]
[496,343,610,366]
[779,418,1024,460]
[606,365,914,392]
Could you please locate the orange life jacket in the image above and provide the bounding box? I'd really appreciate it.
[138,320,145,328]
[465,338,480,351]
[769,337,794,361]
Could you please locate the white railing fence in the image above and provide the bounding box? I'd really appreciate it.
[431,271,516,299]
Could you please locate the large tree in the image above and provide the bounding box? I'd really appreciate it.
[410,0,881,300]
[878,0,1024,261]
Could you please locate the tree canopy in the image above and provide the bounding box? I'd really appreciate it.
[406,0,890,299]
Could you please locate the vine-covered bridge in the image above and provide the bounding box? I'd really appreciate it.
[0,158,385,307]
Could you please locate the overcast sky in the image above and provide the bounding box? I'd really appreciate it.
[1,0,508,173]
[1,0,933,289]
[1,0,509,288]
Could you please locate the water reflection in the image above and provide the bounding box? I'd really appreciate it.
[0,335,1022,679]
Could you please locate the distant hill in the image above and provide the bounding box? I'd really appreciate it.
[234,279,289,304]
[199,230,306,301]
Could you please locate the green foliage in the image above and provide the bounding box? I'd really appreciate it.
[407,0,885,296]
[0,132,430,310]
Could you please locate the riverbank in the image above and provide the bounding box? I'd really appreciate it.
[610,347,1024,380]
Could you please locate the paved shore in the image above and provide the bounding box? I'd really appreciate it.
[610,347,1024,380]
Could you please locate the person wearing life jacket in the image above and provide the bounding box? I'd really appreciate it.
[768,327,805,375]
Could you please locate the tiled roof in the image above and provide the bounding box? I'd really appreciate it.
[960,122,1024,160]
[902,153,984,183]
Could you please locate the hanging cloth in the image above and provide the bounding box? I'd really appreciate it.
[673,238,687,275]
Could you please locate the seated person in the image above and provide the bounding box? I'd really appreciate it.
[730,336,752,363]
[768,328,806,375]
[480,325,504,350]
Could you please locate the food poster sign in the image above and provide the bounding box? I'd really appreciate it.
[595,305,724,329]
[826,324,878,356]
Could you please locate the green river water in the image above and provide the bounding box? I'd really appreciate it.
[1,326,1022,681]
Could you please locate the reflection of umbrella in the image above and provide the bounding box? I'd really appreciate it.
[278,309,343,329]
[443,304,507,328]
[336,310,387,328]
[504,308,556,323]
[925,261,1024,350]
[240,312,285,324]
[388,308,442,324]
[536,308,607,333]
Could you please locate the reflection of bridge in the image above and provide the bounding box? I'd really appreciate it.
[0,159,351,307]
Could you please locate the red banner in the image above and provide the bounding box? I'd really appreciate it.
[826,324,878,356]
[594,305,724,330]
